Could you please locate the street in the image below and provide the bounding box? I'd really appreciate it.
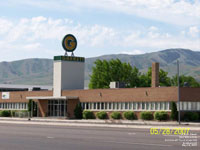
[0,123,199,150]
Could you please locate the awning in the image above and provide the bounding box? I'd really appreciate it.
[26,96,78,100]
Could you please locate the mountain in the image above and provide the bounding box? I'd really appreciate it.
[0,48,200,86]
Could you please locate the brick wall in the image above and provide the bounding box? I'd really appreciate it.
[62,87,178,102]
[67,99,79,118]
[152,62,159,87]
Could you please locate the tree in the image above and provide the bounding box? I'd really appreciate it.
[171,75,200,87]
[74,103,83,119]
[138,67,171,87]
[89,59,139,89]
[89,59,111,89]
[170,102,178,121]
[89,59,200,89]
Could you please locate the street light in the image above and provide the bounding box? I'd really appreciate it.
[177,60,181,125]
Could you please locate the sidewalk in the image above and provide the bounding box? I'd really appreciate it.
[0,117,200,130]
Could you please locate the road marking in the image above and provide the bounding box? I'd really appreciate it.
[47,136,54,139]
[103,140,172,147]
[128,132,136,135]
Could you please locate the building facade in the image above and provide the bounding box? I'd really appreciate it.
[0,56,200,118]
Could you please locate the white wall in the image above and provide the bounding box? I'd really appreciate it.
[53,60,85,97]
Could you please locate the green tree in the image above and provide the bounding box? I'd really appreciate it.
[89,59,139,89]
[138,67,171,87]
[89,59,200,88]
[74,103,83,119]
[170,102,178,121]
[171,75,200,87]
[89,59,110,89]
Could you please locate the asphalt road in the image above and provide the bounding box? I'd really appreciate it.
[0,123,199,150]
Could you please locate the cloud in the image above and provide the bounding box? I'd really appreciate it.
[11,0,200,26]
[188,26,199,38]
[0,16,199,61]
[120,49,144,55]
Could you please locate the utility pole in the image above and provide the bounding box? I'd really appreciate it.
[177,60,181,125]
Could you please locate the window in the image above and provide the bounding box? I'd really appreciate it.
[192,102,197,110]
[129,102,132,109]
[198,102,200,110]
[116,102,119,110]
[133,102,136,110]
[142,102,145,110]
[121,102,124,110]
[155,102,158,110]
[86,103,89,109]
[93,103,96,109]
[105,102,107,110]
[109,102,112,110]
[97,102,100,110]
[188,102,192,110]
[160,102,164,110]
[137,102,140,110]
[125,102,128,110]
[146,102,149,110]
[101,102,104,110]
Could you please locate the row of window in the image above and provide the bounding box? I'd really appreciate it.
[178,102,200,111]
[0,103,28,110]
[81,102,200,111]
[81,102,170,111]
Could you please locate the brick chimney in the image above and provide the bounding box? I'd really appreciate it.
[151,62,159,87]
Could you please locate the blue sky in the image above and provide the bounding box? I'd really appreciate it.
[0,0,199,61]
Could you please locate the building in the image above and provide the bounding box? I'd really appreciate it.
[0,57,200,118]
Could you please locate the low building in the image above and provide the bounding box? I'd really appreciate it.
[0,57,200,118]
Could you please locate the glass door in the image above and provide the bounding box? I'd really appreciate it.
[48,100,67,117]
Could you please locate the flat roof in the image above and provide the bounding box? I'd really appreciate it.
[0,84,53,91]
[26,96,78,100]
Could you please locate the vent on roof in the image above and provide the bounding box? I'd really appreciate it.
[109,82,125,89]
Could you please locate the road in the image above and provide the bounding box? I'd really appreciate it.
[0,123,199,150]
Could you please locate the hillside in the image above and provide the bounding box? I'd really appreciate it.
[0,48,200,86]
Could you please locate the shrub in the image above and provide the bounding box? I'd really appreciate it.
[184,112,199,121]
[111,112,121,119]
[154,111,169,121]
[96,111,107,119]
[0,110,11,117]
[140,112,153,120]
[83,110,95,119]
[74,103,83,119]
[170,102,178,121]
[123,111,136,120]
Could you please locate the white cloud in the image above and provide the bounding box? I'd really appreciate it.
[0,16,199,61]
[188,26,199,38]
[14,0,200,26]
[89,0,200,26]
[0,18,13,34]
[121,49,144,55]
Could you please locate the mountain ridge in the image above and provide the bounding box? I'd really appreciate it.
[0,48,200,86]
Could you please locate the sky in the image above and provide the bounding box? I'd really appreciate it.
[0,0,200,61]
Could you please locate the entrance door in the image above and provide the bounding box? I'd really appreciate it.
[48,100,67,117]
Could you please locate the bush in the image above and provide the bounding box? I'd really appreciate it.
[96,111,107,119]
[74,103,83,119]
[184,112,199,121]
[140,112,153,120]
[0,110,11,117]
[123,111,136,120]
[111,112,121,119]
[154,111,169,121]
[170,102,178,121]
[83,110,95,119]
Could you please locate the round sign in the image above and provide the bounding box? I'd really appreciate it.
[62,34,77,52]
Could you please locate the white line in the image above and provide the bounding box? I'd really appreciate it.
[0,121,200,131]
[102,140,172,147]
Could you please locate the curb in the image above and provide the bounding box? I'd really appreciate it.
[0,118,200,130]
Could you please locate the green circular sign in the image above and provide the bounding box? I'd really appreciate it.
[62,34,77,52]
